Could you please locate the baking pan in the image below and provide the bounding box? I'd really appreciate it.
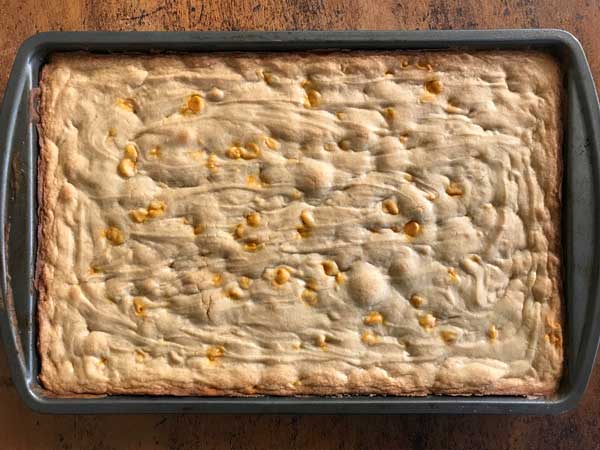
[1,30,599,414]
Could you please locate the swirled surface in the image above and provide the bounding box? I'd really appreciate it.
[37,51,562,396]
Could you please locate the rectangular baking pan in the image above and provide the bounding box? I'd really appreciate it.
[1,30,599,414]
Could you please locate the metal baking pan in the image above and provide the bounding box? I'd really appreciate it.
[1,30,599,414]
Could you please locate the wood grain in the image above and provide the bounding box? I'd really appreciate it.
[1,0,600,449]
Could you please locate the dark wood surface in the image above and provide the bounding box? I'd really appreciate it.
[1,1,599,449]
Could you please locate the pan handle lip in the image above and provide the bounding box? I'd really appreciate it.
[563,30,600,403]
[0,39,34,400]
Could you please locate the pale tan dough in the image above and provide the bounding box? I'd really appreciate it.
[36,51,563,396]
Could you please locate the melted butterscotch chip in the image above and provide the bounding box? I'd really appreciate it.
[488,325,498,340]
[239,276,252,289]
[244,241,259,252]
[403,220,421,237]
[335,272,346,285]
[130,208,148,223]
[226,286,243,300]
[418,314,436,330]
[383,107,395,120]
[338,140,351,150]
[147,200,166,218]
[361,331,380,345]
[300,210,315,227]
[264,137,279,150]
[193,224,204,235]
[446,182,463,196]
[301,289,318,306]
[117,158,136,178]
[246,212,261,227]
[206,346,224,361]
[274,267,291,285]
[133,298,145,316]
[364,311,383,325]
[234,223,245,239]
[124,144,138,161]
[246,175,262,188]
[410,294,425,308]
[186,94,204,113]
[306,89,322,107]
[116,98,135,112]
[206,154,218,171]
[242,143,261,160]
[212,273,223,286]
[227,146,242,159]
[440,330,457,343]
[383,198,399,215]
[148,146,161,158]
[316,335,328,349]
[322,260,338,276]
[104,227,125,245]
[425,79,443,94]
[447,267,460,284]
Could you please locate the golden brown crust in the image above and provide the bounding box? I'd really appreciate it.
[37,51,563,397]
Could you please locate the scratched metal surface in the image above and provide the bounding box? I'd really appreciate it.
[1,0,600,448]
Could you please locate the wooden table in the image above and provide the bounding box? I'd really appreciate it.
[1,1,599,449]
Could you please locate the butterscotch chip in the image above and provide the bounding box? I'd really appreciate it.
[207,154,218,171]
[117,158,136,178]
[383,107,395,119]
[246,175,262,188]
[116,98,135,112]
[418,314,436,329]
[448,267,460,283]
[301,289,318,306]
[364,311,383,325]
[206,346,224,361]
[193,224,204,235]
[212,273,223,286]
[239,276,252,289]
[148,146,160,158]
[246,212,261,227]
[300,210,315,228]
[104,227,125,245]
[130,208,148,223]
[242,143,260,160]
[234,224,245,239]
[265,137,279,150]
[226,286,243,300]
[306,90,321,107]
[403,220,421,237]
[335,273,346,284]
[409,294,425,308]
[383,198,399,215]
[133,298,145,316]
[316,335,327,349]
[322,260,338,276]
[361,331,380,345]
[488,325,498,340]
[147,200,166,218]
[244,241,259,252]
[274,267,290,285]
[440,330,457,343]
[227,146,243,159]
[446,182,463,196]
[338,140,351,150]
[187,94,204,113]
[425,79,443,94]
[124,144,138,161]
